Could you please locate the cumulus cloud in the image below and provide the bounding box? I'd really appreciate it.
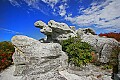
[65,0,120,31]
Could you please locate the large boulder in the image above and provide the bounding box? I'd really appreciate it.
[34,20,77,42]
[77,28,119,63]
[11,35,68,80]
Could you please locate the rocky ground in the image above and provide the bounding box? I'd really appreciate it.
[0,65,22,80]
[67,64,113,80]
[0,64,112,80]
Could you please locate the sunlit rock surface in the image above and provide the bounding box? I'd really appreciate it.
[11,35,68,80]
[34,20,77,43]
[10,35,113,80]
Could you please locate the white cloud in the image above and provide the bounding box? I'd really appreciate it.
[8,0,20,7]
[41,0,68,16]
[41,0,59,8]
[24,0,40,9]
[0,27,23,34]
[8,0,49,15]
[8,0,68,16]
[65,0,120,31]
[59,4,66,16]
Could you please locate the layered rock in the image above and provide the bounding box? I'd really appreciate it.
[12,35,68,80]
[34,20,77,42]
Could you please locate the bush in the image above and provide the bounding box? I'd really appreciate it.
[101,64,112,70]
[0,41,15,71]
[99,32,120,42]
[61,37,94,67]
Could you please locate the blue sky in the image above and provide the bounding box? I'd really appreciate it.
[0,0,120,41]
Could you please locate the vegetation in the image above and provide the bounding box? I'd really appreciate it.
[0,41,15,71]
[61,37,94,67]
[99,32,120,42]
[109,46,120,73]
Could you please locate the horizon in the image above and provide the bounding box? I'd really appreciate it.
[0,0,120,41]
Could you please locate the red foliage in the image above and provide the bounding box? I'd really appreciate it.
[0,41,14,72]
[99,32,120,42]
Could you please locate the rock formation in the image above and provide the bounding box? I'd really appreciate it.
[12,35,68,80]
[34,20,77,43]
[78,33,119,63]
[10,20,120,80]
[11,35,112,80]
[34,20,120,63]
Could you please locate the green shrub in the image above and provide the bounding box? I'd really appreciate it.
[61,37,94,67]
[101,64,112,70]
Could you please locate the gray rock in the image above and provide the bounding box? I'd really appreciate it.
[79,33,119,63]
[34,20,77,42]
[77,28,96,36]
[12,35,68,80]
[11,35,113,80]
[34,20,119,63]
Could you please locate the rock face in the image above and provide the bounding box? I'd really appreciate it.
[11,35,113,80]
[34,20,77,43]
[12,35,68,80]
[81,34,119,63]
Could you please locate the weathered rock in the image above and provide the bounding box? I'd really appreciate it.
[77,28,119,63]
[34,20,77,42]
[81,34,119,63]
[34,20,119,63]
[77,28,96,36]
[12,35,68,80]
[65,64,112,80]
[11,35,114,80]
